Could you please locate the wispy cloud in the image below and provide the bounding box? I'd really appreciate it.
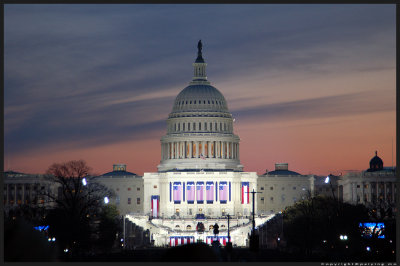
[4,4,395,174]
[232,90,394,123]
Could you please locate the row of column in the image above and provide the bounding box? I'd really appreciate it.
[161,141,239,160]
[4,183,43,205]
[350,181,396,204]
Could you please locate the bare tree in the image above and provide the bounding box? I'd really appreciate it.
[41,160,114,256]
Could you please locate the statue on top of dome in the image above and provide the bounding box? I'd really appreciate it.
[198,40,202,53]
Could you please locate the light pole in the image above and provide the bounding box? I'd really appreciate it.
[325,175,336,202]
[123,215,126,250]
[246,188,261,251]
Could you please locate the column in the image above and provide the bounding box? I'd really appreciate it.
[391,183,395,203]
[167,143,170,159]
[221,142,225,159]
[202,141,205,157]
[237,144,240,160]
[384,183,387,203]
[230,142,233,159]
[189,141,193,158]
[208,141,211,158]
[13,184,16,205]
[196,141,199,158]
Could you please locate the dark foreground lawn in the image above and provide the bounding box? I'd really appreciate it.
[63,243,396,262]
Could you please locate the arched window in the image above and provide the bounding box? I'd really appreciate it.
[199,122,201,130]
[186,225,192,230]
[193,123,196,131]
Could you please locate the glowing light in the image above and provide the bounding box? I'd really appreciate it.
[64,249,69,253]
[34,225,49,231]
[52,237,56,241]
[324,176,330,184]
[82,178,87,186]
[104,196,109,204]
[366,246,371,251]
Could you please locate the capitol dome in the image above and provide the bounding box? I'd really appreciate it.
[157,40,243,172]
[171,84,229,114]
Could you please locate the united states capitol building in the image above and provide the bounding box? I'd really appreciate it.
[4,42,397,248]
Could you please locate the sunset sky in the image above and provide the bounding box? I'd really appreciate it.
[4,4,396,176]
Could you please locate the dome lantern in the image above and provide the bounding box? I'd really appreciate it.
[192,40,208,82]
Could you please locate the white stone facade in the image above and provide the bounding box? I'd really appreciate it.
[143,171,257,219]
[338,169,396,207]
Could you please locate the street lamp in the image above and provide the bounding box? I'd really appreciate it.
[82,178,87,186]
[325,175,336,201]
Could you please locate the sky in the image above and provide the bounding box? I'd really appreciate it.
[4,4,396,176]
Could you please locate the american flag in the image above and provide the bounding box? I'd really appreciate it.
[206,182,214,201]
[196,182,204,201]
[173,183,181,202]
[219,183,228,202]
[151,195,159,217]
[187,182,195,202]
[241,182,249,204]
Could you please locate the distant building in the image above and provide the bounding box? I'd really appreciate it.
[257,163,314,215]
[338,151,396,218]
[3,171,56,214]
[94,164,143,216]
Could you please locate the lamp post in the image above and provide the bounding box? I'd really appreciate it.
[246,188,261,251]
[325,175,336,202]
[123,215,126,250]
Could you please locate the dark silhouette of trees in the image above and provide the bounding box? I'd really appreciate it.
[282,195,370,259]
[97,204,121,252]
[42,160,114,256]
